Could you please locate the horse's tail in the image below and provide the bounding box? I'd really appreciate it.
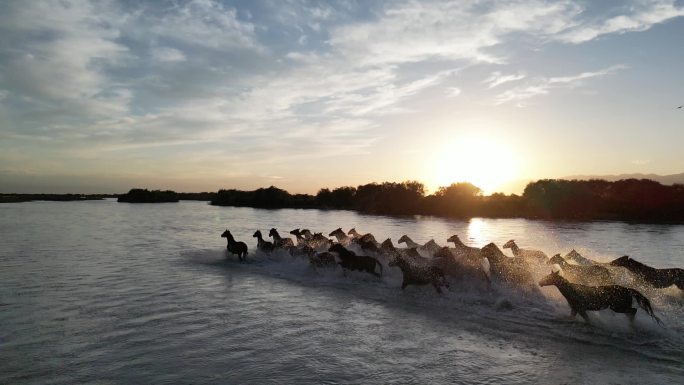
[628,288,662,325]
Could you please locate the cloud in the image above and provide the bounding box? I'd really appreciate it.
[329,0,581,66]
[495,65,625,104]
[150,47,187,63]
[1,1,683,191]
[557,0,684,43]
[484,72,526,88]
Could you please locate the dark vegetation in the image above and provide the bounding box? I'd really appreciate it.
[117,188,180,203]
[116,189,216,203]
[6,179,684,223]
[0,193,110,203]
[210,179,684,223]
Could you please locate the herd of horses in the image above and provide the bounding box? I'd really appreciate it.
[221,227,683,326]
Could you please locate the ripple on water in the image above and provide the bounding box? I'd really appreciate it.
[1,201,683,384]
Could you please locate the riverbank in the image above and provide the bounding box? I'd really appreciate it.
[0,193,111,203]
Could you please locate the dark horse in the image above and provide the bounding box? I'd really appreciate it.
[609,256,684,290]
[539,271,661,325]
[221,229,248,261]
[389,253,449,293]
[329,244,383,277]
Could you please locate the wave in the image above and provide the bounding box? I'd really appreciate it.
[183,246,684,367]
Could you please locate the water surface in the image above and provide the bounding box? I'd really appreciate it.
[1,200,682,384]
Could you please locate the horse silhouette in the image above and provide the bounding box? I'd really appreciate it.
[329,243,383,277]
[269,228,294,248]
[609,256,683,290]
[539,270,661,325]
[329,228,352,245]
[503,239,548,264]
[389,252,449,293]
[253,230,274,253]
[221,229,248,261]
[564,249,599,266]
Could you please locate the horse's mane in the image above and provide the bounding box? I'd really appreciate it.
[624,256,650,269]
[481,243,506,263]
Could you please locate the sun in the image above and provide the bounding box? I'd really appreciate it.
[427,135,520,194]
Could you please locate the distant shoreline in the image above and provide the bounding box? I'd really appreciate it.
[5,178,684,224]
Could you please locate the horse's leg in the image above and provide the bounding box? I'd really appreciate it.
[401,281,408,290]
[433,281,443,294]
[626,308,637,324]
[579,310,591,324]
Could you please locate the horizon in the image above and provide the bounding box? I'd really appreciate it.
[1,1,684,195]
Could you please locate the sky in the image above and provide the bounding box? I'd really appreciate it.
[1,0,683,195]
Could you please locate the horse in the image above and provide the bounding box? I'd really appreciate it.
[309,232,333,250]
[564,249,599,266]
[252,230,274,253]
[349,228,379,245]
[269,228,294,248]
[299,229,313,240]
[309,251,337,268]
[398,235,441,256]
[354,233,380,253]
[388,253,449,293]
[433,246,491,287]
[381,239,430,264]
[397,235,421,248]
[447,235,480,254]
[548,254,612,286]
[503,239,548,264]
[422,240,442,256]
[609,256,684,290]
[328,244,383,277]
[289,229,306,246]
[539,271,661,325]
[481,243,535,288]
[221,229,248,261]
[329,228,352,245]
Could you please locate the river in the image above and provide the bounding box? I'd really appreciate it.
[1,199,682,384]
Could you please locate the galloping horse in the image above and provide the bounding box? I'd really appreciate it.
[329,244,383,277]
[221,229,248,261]
[564,249,598,266]
[447,235,480,254]
[252,230,274,253]
[539,271,661,325]
[481,243,535,288]
[609,256,684,290]
[329,228,352,245]
[548,254,612,286]
[503,240,548,264]
[269,228,294,248]
[389,253,449,293]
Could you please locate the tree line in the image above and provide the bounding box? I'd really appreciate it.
[209,178,684,223]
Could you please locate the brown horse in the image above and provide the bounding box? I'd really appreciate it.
[539,271,661,325]
[609,256,684,290]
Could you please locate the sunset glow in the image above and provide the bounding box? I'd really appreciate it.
[0,1,683,195]
[428,135,520,194]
